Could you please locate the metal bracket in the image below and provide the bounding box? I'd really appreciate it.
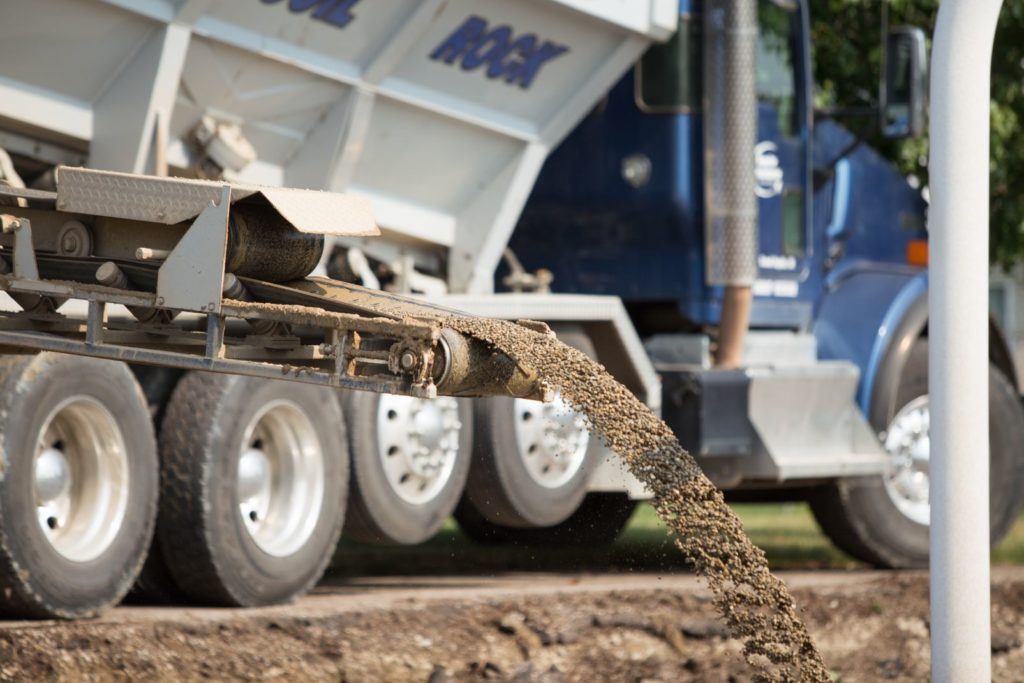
[205,313,226,360]
[0,214,39,280]
[156,184,230,313]
[85,300,106,347]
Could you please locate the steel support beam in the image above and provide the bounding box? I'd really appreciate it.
[89,23,190,173]
[929,1,1003,679]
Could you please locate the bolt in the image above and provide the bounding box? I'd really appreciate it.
[399,351,418,371]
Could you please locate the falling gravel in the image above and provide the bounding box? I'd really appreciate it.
[445,315,830,682]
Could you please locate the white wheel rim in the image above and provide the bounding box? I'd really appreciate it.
[238,400,325,557]
[34,396,130,563]
[881,395,931,526]
[512,392,590,489]
[377,395,461,505]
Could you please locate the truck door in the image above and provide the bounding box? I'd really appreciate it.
[753,0,811,307]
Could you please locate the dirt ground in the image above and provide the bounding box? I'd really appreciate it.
[2,568,1023,682]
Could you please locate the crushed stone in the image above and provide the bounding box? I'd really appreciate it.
[444,316,830,682]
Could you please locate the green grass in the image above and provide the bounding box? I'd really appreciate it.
[631,502,1024,569]
[328,503,1024,577]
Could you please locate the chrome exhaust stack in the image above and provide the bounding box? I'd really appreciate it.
[704,0,759,368]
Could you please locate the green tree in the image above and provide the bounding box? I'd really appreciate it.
[809,0,1024,268]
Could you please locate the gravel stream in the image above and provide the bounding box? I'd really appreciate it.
[445,316,830,682]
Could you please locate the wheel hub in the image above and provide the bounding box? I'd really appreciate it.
[237,447,271,503]
[882,394,931,526]
[237,400,325,558]
[378,395,461,505]
[33,396,130,562]
[513,393,589,489]
[413,402,446,457]
[34,447,71,504]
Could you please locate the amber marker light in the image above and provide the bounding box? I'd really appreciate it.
[907,239,929,267]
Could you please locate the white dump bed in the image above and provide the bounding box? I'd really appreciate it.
[0,0,677,292]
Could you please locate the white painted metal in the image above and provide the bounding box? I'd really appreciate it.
[746,363,887,481]
[89,23,191,173]
[0,0,675,294]
[157,184,230,313]
[929,0,1002,679]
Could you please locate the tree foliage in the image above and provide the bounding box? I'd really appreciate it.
[808,0,1024,267]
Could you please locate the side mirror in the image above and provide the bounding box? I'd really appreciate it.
[880,27,928,139]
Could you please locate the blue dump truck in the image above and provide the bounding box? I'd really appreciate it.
[0,0,1020,618]
[491,0,1024,569]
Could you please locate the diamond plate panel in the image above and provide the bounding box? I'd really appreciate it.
[55,166,379,236]
[56,166,254,225]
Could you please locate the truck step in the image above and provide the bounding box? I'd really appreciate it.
[662,361,886,486]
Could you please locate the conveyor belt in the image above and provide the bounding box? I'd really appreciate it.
[13,254,549,402]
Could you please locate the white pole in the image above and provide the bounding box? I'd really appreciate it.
[929,0,1003,680]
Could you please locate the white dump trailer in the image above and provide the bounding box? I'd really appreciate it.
[0,0,675,618]
[0,0,671,289]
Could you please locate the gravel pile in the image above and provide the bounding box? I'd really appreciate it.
[445,316,830,682]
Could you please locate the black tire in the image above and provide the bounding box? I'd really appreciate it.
[157,373,348,606]
[127,543,185,606]
[811,340,1024,568]
[0,353,158,618]
[455,492,637,546]
[127,365,187,605]
[461,326,599,528]
[130,365,183,424]
[343,391,473,545]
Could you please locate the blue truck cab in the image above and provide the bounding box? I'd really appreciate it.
[506,0,1024,568]
[512,0,926,337]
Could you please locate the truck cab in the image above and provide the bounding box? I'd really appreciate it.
[511,0,926,331]
[506,0,1024,569]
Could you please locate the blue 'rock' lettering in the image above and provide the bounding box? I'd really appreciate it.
[430,16,569,90]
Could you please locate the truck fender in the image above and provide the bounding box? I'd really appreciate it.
[815,269,1018,431]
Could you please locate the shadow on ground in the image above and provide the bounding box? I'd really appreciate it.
[326,503,867,579]
[327,502,1024,579]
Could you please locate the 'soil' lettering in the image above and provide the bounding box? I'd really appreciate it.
[261,0,361,29]
[430,16,569,90]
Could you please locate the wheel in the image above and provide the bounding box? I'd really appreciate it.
[343,391,472,545]
[0,353,158,618]
[156,373,348,606]
[456,492,637,546]
[811,340,1024,568]
[461,326,599,528]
